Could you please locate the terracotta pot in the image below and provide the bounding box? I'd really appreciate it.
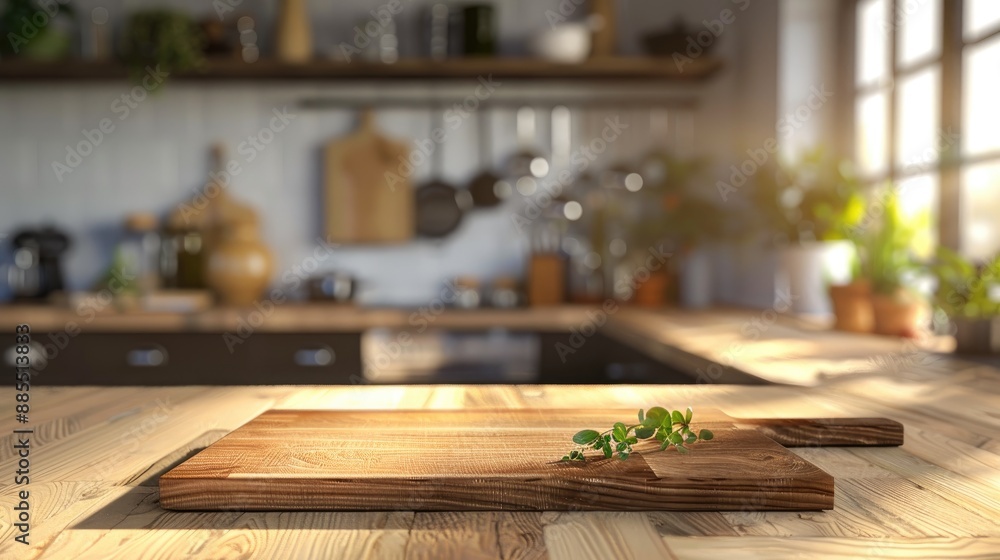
[871,292,923,337]
[633,270,670,308]
[206,222,273,306]
[276,0,313,62]
[828,281,874,333]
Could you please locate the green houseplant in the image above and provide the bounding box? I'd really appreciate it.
[121,10,205,86]
[853,186,927,337]
[930,247,1000,353]
[0,0,76,60]
[752,147,867,316]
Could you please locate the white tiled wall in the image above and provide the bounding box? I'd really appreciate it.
[0,0,782,305]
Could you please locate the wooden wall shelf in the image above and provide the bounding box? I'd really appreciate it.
[0,57,722,83]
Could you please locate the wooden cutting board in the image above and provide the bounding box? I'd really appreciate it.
[160,409,902,512]
[324,110,413,244]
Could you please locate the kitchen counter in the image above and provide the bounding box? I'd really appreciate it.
[0,303,598,333]
[2,311,998,558]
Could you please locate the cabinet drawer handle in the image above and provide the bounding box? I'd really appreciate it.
[294,347,335,367]
[127,348,167,367]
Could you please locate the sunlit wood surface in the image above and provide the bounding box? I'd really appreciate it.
[1,311,998,558]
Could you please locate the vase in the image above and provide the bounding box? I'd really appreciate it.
[828,281,874,333]
[775,240,855,315]
[206,221,273,306]
[276,0,312,62]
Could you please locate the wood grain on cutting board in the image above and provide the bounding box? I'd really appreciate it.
[324,110,413,243]
[159,408,850,512]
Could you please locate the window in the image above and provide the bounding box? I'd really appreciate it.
[852,0,1000,260]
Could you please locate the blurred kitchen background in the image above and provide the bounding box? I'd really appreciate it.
[2,0,999,384]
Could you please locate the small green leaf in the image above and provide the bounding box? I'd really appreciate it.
[638,409,645,423]
[668,431,683,444]
[685,407,693,423]
[699,429,714,441]
[602,442,613,458]
[616,441,628,452]
[671,410,684,424]
[619,451,630,461]
[635,426,655,439]
[644,407,668,428]
[655,429,667,443]
[675,444,689,454]
[562,455,570,461]
[685,433,697,444]
[625,436,638,445]
[612,422,628,442]
[660,439,671,450]
[573,429,601,445]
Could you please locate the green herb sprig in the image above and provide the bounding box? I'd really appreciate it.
[562,407,713,462]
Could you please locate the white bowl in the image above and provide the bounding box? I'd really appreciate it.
[530,23,591,64]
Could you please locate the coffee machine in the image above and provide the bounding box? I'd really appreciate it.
[6,227,71,301]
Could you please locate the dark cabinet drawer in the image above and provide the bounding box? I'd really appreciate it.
[27,332,361,385]
[238,333,362,384]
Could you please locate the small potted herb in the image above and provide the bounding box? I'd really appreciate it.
[751,147,866,315]
[121,9,205,85]
[854,187,926,337]
[930,247,1000,354]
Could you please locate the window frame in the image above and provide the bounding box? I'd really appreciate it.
[843,0,1000,254]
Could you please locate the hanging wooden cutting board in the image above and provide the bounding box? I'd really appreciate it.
[160,408,902,512]
[324,110,413,244]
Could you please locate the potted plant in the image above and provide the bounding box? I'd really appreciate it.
[827,258,874,333]
[121,10,205,85]
[751,147,866,315]
[854,187,927,337]
[0,0,76,60]
[628,155,722,308]
[930,247,1000,354]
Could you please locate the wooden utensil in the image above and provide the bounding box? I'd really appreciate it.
[324,109,413,244]
[160,408,902,512]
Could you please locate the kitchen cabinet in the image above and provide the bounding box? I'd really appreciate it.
[20,332,362,385]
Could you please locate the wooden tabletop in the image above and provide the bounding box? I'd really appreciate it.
[1,312,998,558]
